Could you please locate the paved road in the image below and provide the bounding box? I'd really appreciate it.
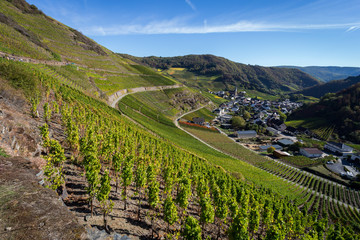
[109,84,183,108]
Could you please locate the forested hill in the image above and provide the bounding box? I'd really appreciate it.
[121,54,321,95]
[279,66,360,82]
[295,75,360,98]
[290,82,360,143]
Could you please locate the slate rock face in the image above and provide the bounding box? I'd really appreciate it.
[0,156,86,240]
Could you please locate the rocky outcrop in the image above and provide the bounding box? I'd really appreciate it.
[0,156,86,239]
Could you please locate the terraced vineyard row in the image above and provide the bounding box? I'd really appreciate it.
[35,64,87,92]
[257,159,360,231]
[178,123,360,231]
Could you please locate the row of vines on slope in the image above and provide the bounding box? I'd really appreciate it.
[8,58,359,239]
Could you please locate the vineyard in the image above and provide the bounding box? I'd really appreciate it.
[0,57,355,239]
[312,126,335,141]
[180,124,360,234]
[2,0,360,238]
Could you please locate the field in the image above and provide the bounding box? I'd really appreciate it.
[200,91,227,105]
[286,117,329,129]
[181,108,215,122]
[280,155,328,168]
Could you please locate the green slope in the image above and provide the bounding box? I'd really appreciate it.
[120,54,321,95]
[294,75,360,98]
[289,82,360,143]
[280,66,360,82]
[118,90,306,200]
[0,0,176,97]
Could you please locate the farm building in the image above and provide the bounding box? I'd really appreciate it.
[236,130,257,139]
[266,127,280,136]
[300,148,324,158]
[324,142,353,156]
[277,138,295,146]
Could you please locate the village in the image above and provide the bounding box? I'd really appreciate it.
[190,89,360,180]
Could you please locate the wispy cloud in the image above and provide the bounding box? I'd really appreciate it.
[82,19,360,36]
[185,0,196,11]
[346,26,360,32]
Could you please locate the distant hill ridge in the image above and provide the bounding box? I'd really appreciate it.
[278,66,360,82]
[121,54,321,95]
[294,75,360,98]
[290,82,360,143]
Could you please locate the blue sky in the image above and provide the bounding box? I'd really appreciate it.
[28,0,360,67]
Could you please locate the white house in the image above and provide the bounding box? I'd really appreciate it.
[300,148,324,158]
[324,142,353,156]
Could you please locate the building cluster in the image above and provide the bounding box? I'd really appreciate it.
[211,92,359,164]
[213,94,302,131]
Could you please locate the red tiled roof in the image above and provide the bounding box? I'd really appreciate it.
[302,148,323,155]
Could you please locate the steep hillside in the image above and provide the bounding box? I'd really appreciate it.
[1,1,360,239]
[280,66,360,82]
[295,75,360,98]
[0,0,176,98]
[120,54,321,94]
[289,82,360,143]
